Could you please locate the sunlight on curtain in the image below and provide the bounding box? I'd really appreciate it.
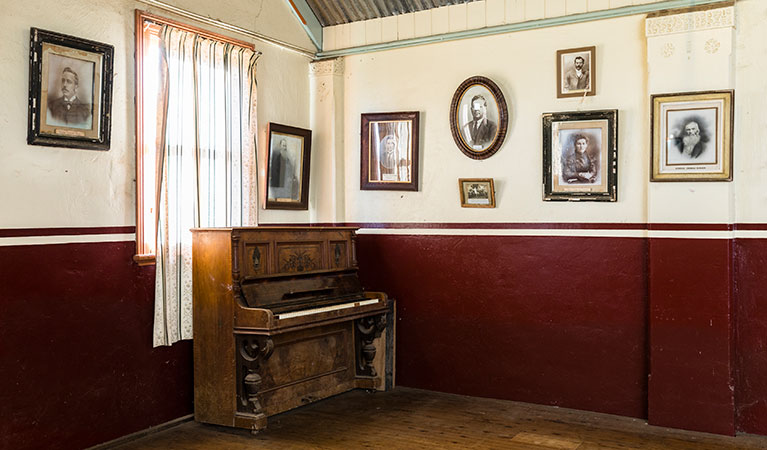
[153,26,259,347]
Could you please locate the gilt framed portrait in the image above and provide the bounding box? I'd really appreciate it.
[459,178,496,208]
[360,111,419,191]
[651,90,733,182]
[557,46,596,98]
[27,28,114,150]
[450,76,509,160]
[265,123,312,210]
[542,109,618,202]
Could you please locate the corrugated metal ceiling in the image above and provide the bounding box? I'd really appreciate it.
[305,0,480,27]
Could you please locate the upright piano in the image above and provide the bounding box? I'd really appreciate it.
[191,227,393,433]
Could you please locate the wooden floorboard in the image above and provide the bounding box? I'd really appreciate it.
[111,387,767,449]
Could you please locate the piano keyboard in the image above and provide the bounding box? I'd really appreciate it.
[276,298,380,320]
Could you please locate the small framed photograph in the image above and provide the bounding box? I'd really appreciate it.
[557,46,596,99]
[28,28,114,150]
[651,90,733,182]
[450,76,509,160]
[459,178,496,208]
[360,111,419,191]
[265,123,312,209]
[542,109,618,202]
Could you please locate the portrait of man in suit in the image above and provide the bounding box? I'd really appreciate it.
[564,56,590,92]
[47,66,92,128]
[557,47,596,98]
[461,94,498,149]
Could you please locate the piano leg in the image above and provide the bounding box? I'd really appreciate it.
[355,314,387,389]
[238,336,274,433]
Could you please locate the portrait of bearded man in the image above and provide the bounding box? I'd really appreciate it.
[672,118,710,159]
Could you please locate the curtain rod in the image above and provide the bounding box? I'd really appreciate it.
[135,0,316,59]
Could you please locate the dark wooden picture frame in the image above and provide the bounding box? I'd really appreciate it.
[450,76,509,160]
[28,28,114,150]
[459,178,496,208]
[360,111,419,191]
[557,46,596,99]
[651,90,733,182]
[265,123,312,209]
[542,109,618,202]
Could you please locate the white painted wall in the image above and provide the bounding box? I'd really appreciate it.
[645,5,735,224]
[314,1,767,226]
[339,14,649,223]
[0,0,311,228]
[733,0,767,224]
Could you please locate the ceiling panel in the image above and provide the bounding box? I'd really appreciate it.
[305,0,480,27]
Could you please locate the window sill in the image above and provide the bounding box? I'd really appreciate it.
[133,253,156,266]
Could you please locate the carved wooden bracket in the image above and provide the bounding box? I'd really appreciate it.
[355,314,386,377]
[236,336,274,416]
[231,234,244,303]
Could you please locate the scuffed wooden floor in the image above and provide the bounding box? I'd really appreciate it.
[111,387,767,449]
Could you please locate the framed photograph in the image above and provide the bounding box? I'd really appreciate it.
[542,109,618,202]
[651,90,733,182]
[265,123,312,210]
[557,46,596,99]
[360,111,419,191]
[450,76,509,160]
[459,178,496,208]
[28,28,114,150]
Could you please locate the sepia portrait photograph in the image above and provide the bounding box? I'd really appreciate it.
[28,28,113,150]
[459,178,496,208]
[651,90,733,181]
[558,128,602,185]
[557,46,596,98]
[265,123,311,209]
[43,52,96,131]
[361,112,419,191]
[543,109,617,201]
[450,76,508,160]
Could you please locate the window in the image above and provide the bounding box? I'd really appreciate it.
[133,11,258,264]
[135,11,260,346]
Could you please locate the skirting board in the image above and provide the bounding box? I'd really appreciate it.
[86,414,194,449]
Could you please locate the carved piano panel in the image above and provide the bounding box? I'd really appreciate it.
[192,227,394,434]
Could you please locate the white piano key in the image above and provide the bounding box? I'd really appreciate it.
[276,298,380,320]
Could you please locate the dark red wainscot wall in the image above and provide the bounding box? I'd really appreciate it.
[647,238,735,435]
[357,234,648,419]
[0,241,193,450]
[735,238,767,436]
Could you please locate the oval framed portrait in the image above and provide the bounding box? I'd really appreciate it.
[449,76,509,159]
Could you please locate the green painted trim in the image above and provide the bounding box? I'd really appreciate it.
[316,0,731,59]
[286,0,323,51]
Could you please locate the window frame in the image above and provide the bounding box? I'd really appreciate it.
[133,10,255,265]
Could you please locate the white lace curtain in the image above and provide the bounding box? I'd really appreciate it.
[153,26,260,347]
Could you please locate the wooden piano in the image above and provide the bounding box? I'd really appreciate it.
[191,227,394,433]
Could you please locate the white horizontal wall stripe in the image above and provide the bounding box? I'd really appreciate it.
[359,228,767,239]
[0,234,135,247]
[3,228,767,246]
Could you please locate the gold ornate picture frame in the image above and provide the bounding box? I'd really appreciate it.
[651,90,733,182]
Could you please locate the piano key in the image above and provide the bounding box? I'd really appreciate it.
[276,298,380,320]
